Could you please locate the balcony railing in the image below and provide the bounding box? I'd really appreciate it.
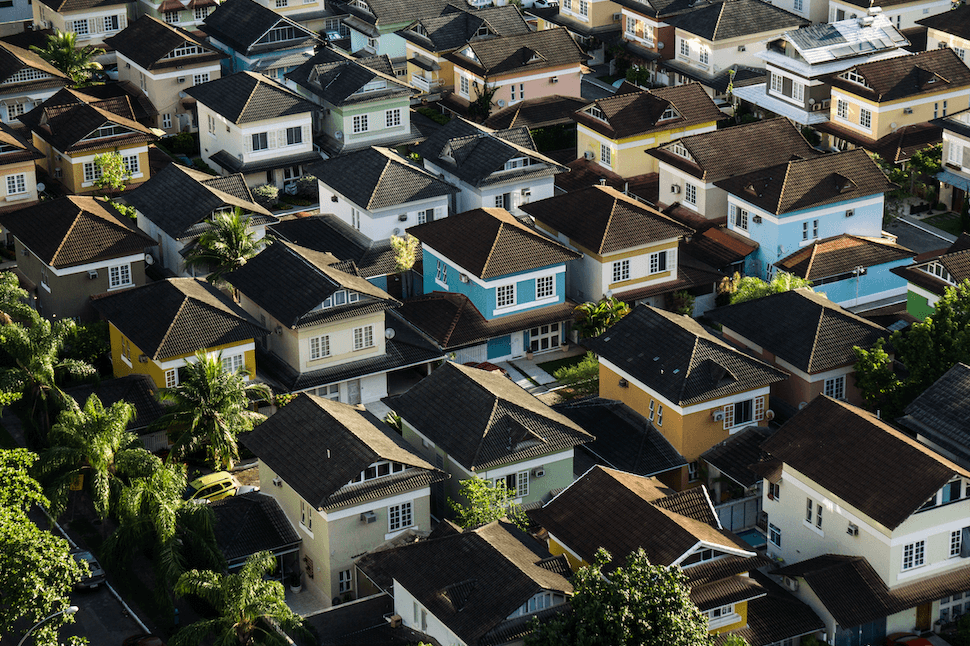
[411,74,443,93]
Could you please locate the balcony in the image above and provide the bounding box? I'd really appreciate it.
[411,74,443,94]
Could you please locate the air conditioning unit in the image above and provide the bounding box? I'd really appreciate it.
[360,511,377,523]
[783,576,799,592]
[904,107,913,114]
[847,523,859,536]
[737,44,746,51]
[845,208,855,217]
[177,76,186,83]
[459,273,470,283]
[821,99,830,109]
[398,214,408,221]
[712,409,725,421]
[125,62,130,68]
[532,467,545,478]
[87,269,98,279]
[386,615,402,628]
[811,102,823,111]
[272,476,282,487]
[549,76,558,83]
[612,11,621,19]
[752,215,762,223]
[584,150,595,160]
[671,184,681,194]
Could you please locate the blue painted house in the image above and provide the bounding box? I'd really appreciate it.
[398,207,581,363]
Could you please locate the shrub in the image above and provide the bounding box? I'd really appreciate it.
[171,132,196,154]
[294,175,317,200]
[252,184,279,209]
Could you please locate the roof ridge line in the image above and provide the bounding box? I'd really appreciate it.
[154,294,191,361]
[803,242,819,278]
[468,392,501,470]
[775,157,796,213]
[49,203,85,266]
[367,158,395,210]
[711,1,727,40]
[235,74,263,123]
[805,309,825,373]
[600,195,620,256]
[480,219,505,279]
[440,295,465,347]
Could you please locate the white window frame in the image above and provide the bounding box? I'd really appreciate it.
[435,259,448,287]
[221,353,244,373]
[824,375,845,400]
[768,522,781,547]
[388,501,413,532]
[385,108,401,128]
[193,72,210,85]
[165,368,178,388]
[123,155,139,175]
[600,143,612,166]
[612,259,630,282]
[252,132,269,151]
[648,250,667,274]
[536,275,555,300]
[860,108,871,129]
[684,183,697,205]
[837,99,848,120]
[460,75,469,97]
[309,335,330,360]
[300,499,313,531]
[162,113,172,129]
[952,530,963,558]
[722,396,765,429]
[496,283,516,309]
[5,173,25,196]
[353,325,375,350]
[108,264,132,289]
[903,540,925,571]
[950,142,963,165]
[338,569,353,593]
[680,38,689,57]
[732,204,748,231]
[353,114,369,133]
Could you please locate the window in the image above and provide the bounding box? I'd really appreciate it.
[460,75,469,96]
[587,105,606,121]
[388,501,413,531]
[208,114,215,135]
[164,10,179,23]
[496,284,515,308]
[768,523,781,547]
[649,250,667,274]
[793,0,802,10]
[108,264,131,288]
[123,155,139,175]
[935,102,940,119]
[435,259,447,285]
[805,498,822,528]
[612,259,630,282]
[284,126,302,146]
[276,0,287,6]
[417,208,433,224]
[367,37,378,51]
[803,219,818,240]
[338,569,352,593]
[353,114,368,133]
[165,368,178,388]
[837,99,848,119]
[72,19,89,35]
[194,6,210,20]
[903,540,925,571]
[699,48,708,65]
[351,209,360,230]
[950,142,963,165]
[5,173,25,195]
[768,482,780,501]
[353,325,374,350]
[770,73,783,94]
[953,530,963,558]
[510,83,524,102]
[164,43,201,59]
[193,72,209,85]
[385,109,401,128]
[221,354,244,373]
[579,0,588,15]
[529,322,561,352]
[495,193,510,209]
[684,183,697,205]
[5,102,24,121]
[252,132,268,151]
[516,470,529,497]
[162,113,172,129]
[957,48,966,60]
[656,405,663,426]
[732,204,748,231]
[680,39,689,57]
[860,108,871,129]
[687,461,698,481]
[536,275,554,299]
[944,100,949,117]
[300,500,312,530]
[563,0,570,9]
[824,375,845,400]
[600,143,612,166]
[648,400,655,421]
[943,479,963,504]
[261,25,299,43]
[309,335,330,360]
[723,396,765,429]
[104,14,119,31]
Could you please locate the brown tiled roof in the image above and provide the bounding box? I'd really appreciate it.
[828,48,970,102]
[0,41,68,85]
[716,571,824,645]
[0,121,46,166]
[408,207,580,279]
[814,119,942,162]
[682,226,759,270]
[762,396,970,530]
[483,95,588,130]
[573,83,723,140]
[612,252,724,302]
[670,0,808,41]
[700,426,774,488]
[893,233,970,296]
[523,184,691,255]
[775,234,914,279]
[553,158,659,203]
[105,16,225,72]
[691,575,766,612]
[0,196,153,269]
[646,118,819,181]
[684,554,774,587]
[445,27,585,77]
[917,5,970,39]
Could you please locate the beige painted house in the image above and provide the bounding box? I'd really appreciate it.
[33,0,129,46]
[0,122,44,215]
[829,0,951,31]
[242,393,446,604]
[919,6,970,64]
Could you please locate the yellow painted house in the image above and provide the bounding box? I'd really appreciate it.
[91,277,268,390]
[572,82,723,178]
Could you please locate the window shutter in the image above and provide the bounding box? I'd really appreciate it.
[962,145,970,169]
[268,130,278,149]
[754,396,765,421]
[119,13,126,28]
[243,135,252,153]
[302,124,310,144]
[723,403,734,430]
[962,527,970,558]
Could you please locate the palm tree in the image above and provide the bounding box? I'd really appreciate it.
[0,318,97,447]
[36,394,157,520]
[573,296,631,339]
[172,551,311,646]
[0,272,40,326]
[30,30,104,86]
[155,351,272,470]
[182,209,270,286]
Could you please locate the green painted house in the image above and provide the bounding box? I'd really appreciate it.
[891,234,970,320]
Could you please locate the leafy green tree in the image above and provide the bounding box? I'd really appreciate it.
[470,79,498,121]
[574,296,631,338]
[723,272,813,305]
[183,208,270,285]
[0,449,87,645]
[156,351,272,470]
[553,352,599,398]
[527,548,712,646]
[36,394,157,520]
[448,476,528,530]
[720,635,750,646]
[390,233,419,297]
[30,30,104,86]
[93,152,132,195]
[172,551,311,646]
[852,338,902,414]
[0,271,41,326]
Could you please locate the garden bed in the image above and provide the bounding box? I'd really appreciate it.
[924,211,964,236]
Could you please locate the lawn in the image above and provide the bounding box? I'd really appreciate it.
[537,353,587,377]
[923,211,964,236]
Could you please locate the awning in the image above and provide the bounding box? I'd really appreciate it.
[158,0,185,11]
[408,56,440,72]
[937,169,970,193]
[187,0,217,8]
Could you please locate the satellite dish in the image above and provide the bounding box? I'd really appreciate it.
[36,182,45,192]
[890,122,898,130]
[497,99,506,107]
[144,253,155,265]
[335,131,344,140]
[385,328,395,339]
[808,98,815,105]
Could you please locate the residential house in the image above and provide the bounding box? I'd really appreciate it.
[531,466,824,643]
[585,305,788,490]
[251,0,345,33]
[572,83,723,177]
[241,392,446,603]
[647,117,820,221]
[829,0,951,31]
[709,288,891,415]
[404,207,581,361]
[661,0,808,101]
[285,48,417,156]
[310,146,458,241]
[400,5,530,98]
[898,363,970,472]
[0,196,153,321]
[124,162,277,277]
[33,0,129,47]
[19,87,155,194]
[936,107,970,211]
[731,13,910,127]
[0,42,69,124]
[136,0,217,31]
[699,425,774,531]
[0,122,44,214]
[106,16,226,135]
[0,0,32,37]
[759,395,970,642]
[356,520,574,646]
[386,361,593,517]
[713,148,899,283]
[526,0,621,66]
[187,71,321,188]
[919,6,970,64]
[65,374,168,450]
[226,240,443,403]
[200,0,320,80]
[815,49,970,154]
[444,27,586,116]
[890,234,970,319]
[482,94,588,131]
[523,184,718,312]
[414,118,568,217]
[90,277,268,389]
[210,492,302,575]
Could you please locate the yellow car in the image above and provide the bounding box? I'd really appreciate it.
[184,472,236,502]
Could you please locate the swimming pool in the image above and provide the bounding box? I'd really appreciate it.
[736,528,766,548]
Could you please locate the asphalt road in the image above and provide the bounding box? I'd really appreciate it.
[63,584,147,646]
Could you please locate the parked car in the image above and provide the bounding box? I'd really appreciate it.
[184,471,236,502]
[70,548,106,590]
[122,634,165,646]
[886,634,934,646]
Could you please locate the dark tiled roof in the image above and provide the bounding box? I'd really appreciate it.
[647,117,819,182]
[609,0,720,20]
[399,4,530,53]
[483,95,588,130]
[105,16,224,71]
[125,163,273,240]
[309,147,457,211]
[386,361,591,470]
[395,292,578,350]
[37,0,126,13]
[0,196,153,269]
[305,594,441,646]
[898,362,970,469]
[90,278,268,361]
[553,397,686,477]
[828,48,970,104]
[445,27,585,76]
[775,234,914,279]
[201,0,318,53]
[762,396,970,530]
[917,5,970,38]
[573,83,723,140]
[226,240,397,328]
[210,492,301,564]
[716,571,824,646]
[815,120,942,162]
[531,466,753,572]
[684,554,773,587]
[708,288,889,373]
[409,207,579,279]
[0,122,46,166]
[586,305,787,406]
[186,72,315,124]
[681,226,758,271]
[241,393,444,510]
[356,520,572,646]
[0,41,68,86]
[286,48,413,106]
[691,575,765,611]
[64,375,164,433]
[713,149,896,215]
[209,149,323,176]
[700,426,773,487]
[523,184,691,255]
[334,0,458,28]
[670,0,808,40]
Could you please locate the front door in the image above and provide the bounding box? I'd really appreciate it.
[347,379,361,405]
[916,601,932,631]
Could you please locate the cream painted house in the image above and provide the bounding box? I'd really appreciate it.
[919,6,970,64]
[829,0,951,31]
[33,0,128,46]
